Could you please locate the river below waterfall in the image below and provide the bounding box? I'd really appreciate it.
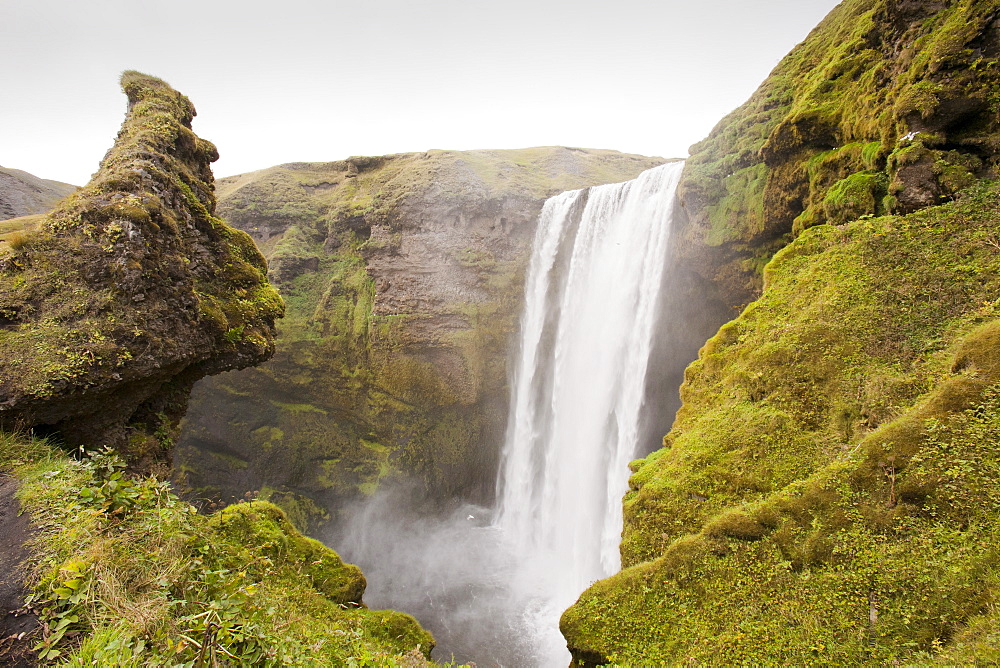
[329,161,685,666]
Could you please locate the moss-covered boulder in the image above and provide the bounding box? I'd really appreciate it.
[0,72,283,472]
[175,148,664,516]
[675,0,1000,311]
[207,501,367,605]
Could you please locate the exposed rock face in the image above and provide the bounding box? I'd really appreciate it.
[0,167,76,222]
[175,148,664,519]
[0,72,283,472]
[562,0,1000,664]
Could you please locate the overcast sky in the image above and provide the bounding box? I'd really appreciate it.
[2,0,842,186]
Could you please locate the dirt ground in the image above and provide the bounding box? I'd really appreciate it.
[0,474,38,666]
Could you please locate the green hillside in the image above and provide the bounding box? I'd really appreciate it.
[563,0,1000,663]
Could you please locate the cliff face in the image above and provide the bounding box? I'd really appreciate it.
[0,166,76,222]
[563,0,1000,664]
[0,72,283,472]
[175,148,664,519]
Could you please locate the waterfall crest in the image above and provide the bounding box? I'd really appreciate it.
[496,160,684,665]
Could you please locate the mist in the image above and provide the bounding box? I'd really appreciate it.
[326,483,565,666]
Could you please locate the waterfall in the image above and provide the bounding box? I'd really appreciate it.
[495,160,684,665]
[334,161,685,668]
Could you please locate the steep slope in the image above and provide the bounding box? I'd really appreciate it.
[0,72,283,472]
[564,183,1000,665]
[175,148,665,520]
[563,0,1000,663]
[0,167,76,222]
[674,0,1000,311]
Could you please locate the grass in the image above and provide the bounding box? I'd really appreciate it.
[0,432,437,666]
[0,215,44,251]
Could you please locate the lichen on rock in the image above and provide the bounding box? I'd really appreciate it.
[0,71,283,472]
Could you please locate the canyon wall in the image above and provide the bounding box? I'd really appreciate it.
[175,148,664,525]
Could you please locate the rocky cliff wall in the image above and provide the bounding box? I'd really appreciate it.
[0,72,283,473]
[175,148,664,522]
[673,0,1000,312]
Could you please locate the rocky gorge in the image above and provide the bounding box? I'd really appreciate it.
[3,0,1000,664]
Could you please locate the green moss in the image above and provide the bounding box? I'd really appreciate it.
[821,171,888,225]
[676,0,1000,306]
[259,486,329,534]
[564,182,1000,664]
[207,502,366,605]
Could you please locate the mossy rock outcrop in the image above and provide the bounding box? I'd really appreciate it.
[175,148,664,519]
[0,72,283,472]
[675,0,1000,311]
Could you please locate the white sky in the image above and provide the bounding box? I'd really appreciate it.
[1,0,841,185]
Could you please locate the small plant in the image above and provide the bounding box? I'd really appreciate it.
[6,230,31,251]
[30,559,90,661]
[223,325,246,344]
[76,446,157,517]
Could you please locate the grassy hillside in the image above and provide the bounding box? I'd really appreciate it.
[0,432,434,665]
[176,148,664,521]
[562,0,1000,663]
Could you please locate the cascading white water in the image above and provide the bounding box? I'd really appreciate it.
[495,160,684,666]
[336,162,685,667]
